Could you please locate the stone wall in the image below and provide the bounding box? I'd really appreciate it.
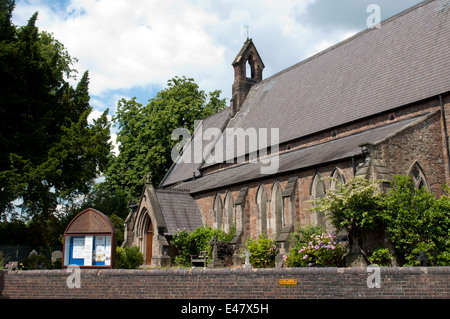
[1,267,449,299]
[379,111,447,196]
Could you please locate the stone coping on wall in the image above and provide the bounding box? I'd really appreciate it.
[3,266,449,275]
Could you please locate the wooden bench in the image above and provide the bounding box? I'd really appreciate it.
[190,251,208,267]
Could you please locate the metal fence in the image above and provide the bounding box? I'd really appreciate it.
[0,244,62,262]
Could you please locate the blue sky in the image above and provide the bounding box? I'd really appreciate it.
[12,0,425,152]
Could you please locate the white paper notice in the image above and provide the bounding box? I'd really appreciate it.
[105,236,112,266]
[72,237,85,259]
[84,236,93,266]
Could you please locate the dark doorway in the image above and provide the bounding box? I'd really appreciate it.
[146,220,153,265]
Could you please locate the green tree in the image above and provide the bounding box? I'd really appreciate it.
[0,5,111,219]
[105,76,226,200]
[312,177,388,264]
[384,176,450,266]
[79,183,130,220]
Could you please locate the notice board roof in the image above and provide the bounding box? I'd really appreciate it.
[64,208,117,235]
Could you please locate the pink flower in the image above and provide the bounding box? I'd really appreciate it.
[303,255,308,260]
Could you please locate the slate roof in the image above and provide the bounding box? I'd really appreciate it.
[160,107,230,187]
[156,189,203,235]
[203,0,450,166]
[173,114,433,194]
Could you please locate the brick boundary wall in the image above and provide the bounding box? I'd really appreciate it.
[1,267,449,299]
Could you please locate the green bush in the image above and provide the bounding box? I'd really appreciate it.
[369,248,392,266]
[171,229,191,266]
[116,246,144,269]
[244,234,278,268]
[383,176,450,266]
[20,254,52,270]
[171,226,232,267]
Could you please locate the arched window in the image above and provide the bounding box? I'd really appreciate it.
[245,54,255,80]
[224,192,234,234]
[409,162,428,190]
[256,184,268,235]
[271,181,284,237]
[330,168,346,190]
[310,172,327,227]
[213,194,223,230]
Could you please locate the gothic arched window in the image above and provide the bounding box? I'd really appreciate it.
[310,172,327,227]
[213,194,223,230]
[245,54,255,80]
[271,181,284,237]
[224,191,234,234]
[330,168,346,190]
[256,184,268,235]
[409,162,428,190]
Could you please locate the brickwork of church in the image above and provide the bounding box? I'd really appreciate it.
[194,94,450,243]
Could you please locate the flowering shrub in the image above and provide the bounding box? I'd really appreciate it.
[284,233,345,267]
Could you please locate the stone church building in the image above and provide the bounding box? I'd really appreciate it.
[123,0,450,267]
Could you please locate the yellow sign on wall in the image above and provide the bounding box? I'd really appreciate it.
[279,279,298,285]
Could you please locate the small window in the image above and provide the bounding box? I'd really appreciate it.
[409,162,428,190]
[388,112,396,121]
[330,168,346,190]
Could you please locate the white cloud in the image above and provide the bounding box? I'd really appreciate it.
[12,0,424,105]
[14,0,227,96]
[13,0,325,100]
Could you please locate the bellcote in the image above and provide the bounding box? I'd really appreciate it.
[231,38,265,117]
